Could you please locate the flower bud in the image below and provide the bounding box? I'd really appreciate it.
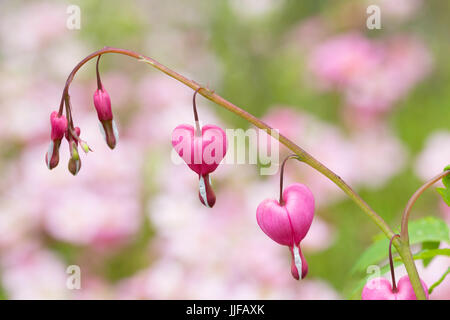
[68,157,81,176]
[66,127,82,176]
[50,111,68,141]
[94,87,118,149]
[45,111,68,170]
[45,139,61,170]
[81,141,91,154]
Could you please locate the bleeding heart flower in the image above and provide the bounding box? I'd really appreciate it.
[256,183,315,280]
[45,111,68,170]
[362,275,429,300]
[172,124,227,208]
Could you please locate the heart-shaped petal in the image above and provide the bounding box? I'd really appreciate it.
[362,275,429,300]
[172,124,227,176]
[283,184,315,244]
[256,198,293,246]
[256,183,315,246]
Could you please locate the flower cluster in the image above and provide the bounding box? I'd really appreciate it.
[45,55,117,175]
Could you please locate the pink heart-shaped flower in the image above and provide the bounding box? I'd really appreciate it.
[172,124,227,176]
[362,275,429,300]
[172,124,227,208]
[256,183,315,279]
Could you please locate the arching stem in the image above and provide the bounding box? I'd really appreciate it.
[401,170,450,243]
[96,55,103,90]
[192,87,202,136]
[279,154,301,205]
[389,234,400,292]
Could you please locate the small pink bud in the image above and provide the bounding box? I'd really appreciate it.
[172,124,227,208]
[362,275,429,300]
[45,139,61,170]
[256,183,315,280]
[94,88,118,149]
[93,88,113,121]
[50,111,68,141]
[45,111,68,170]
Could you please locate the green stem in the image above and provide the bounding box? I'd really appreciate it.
[398,246,427,299]
[58,47,426,298]
[397,169,450,300]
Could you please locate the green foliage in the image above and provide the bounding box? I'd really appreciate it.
[436,165,450,206]
[429,267,450,294]
[351,217,449,274]
[421,241,441,266]
[348,217,449,298]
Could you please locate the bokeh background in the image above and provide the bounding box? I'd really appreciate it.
[0,0,449,299]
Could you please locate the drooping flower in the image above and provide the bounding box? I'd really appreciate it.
[172,124,227,208]
[45,111,68,169]
[362,275,429,300]
[256,183,315,279]
[93,86,118,149]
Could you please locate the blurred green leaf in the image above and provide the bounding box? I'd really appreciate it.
[436,188,450,206]
[429,267,450,295]
[351,217,449,274]
[437,165,450,206]
[394,248,450,262]
[421,241,440,266]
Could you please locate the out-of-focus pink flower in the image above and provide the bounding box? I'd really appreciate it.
[374,0,423,22]
[308,32,432,116]
[43,187,141,247]
[0,194,39,250]
[0,3,67,53]
[286,17,329,51]
[349,125,407,189]
[1,244,68,299]
[308,33,383,90]
[415,131,450,182]
[344,35,432,114]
